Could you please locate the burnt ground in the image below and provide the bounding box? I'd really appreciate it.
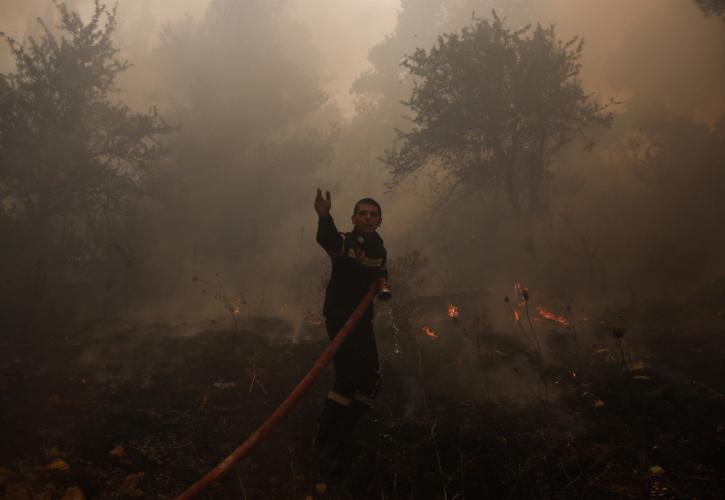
[1,295,724,499]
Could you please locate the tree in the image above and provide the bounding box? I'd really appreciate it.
[694,0,725,19]
[0,0,170,234]
[384,13,612,213]
[348,1,527,195]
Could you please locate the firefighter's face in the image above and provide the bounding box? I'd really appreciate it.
[352,203,382,234]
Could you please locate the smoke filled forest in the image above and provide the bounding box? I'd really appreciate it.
[1,0,724,498]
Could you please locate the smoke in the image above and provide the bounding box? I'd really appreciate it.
[1,0,723,425]
[4,1,722,118]
[1,0,724,327]
[0,0,398,116]
[536,0,725,122]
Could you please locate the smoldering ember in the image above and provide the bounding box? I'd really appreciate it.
[1,1,724,499]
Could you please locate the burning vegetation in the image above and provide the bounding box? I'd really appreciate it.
[3,274,724,498]
[420,325,439,339]
[1,0,725,499]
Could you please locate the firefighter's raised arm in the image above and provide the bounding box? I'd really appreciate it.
[314,188,331,217]
[315,188,343,255]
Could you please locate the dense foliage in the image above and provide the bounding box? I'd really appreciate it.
[695,0,725,19]
[0,1,169,231]
[384,14,611,213]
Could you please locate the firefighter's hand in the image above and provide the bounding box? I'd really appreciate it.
[315,188,332,217]
[378,281,392,301]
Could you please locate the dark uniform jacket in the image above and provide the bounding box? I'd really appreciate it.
[316,215,388,321]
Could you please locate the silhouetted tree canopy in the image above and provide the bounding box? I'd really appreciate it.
[694,0,725,19]
[0,1,170,229]
[384,13,612,213]
[349,1,526,190]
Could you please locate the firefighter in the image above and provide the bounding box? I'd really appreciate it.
[313,188,390,457]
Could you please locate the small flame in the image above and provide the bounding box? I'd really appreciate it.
[513,310,521,322]
[536,306,570,327]
[448,304,459,320]
[231,298,243,317]
[571,370,577,379]
[421,326,439,339]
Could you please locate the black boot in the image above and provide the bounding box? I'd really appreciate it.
[346,400,370,440]
[313,398,350,453]
[310,398,353,492]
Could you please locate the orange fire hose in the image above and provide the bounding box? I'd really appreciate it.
[174,278,385,500]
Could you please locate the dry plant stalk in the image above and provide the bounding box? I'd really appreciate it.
[193,274,244,334]
[416,343,449,500]
[506,283,549,425]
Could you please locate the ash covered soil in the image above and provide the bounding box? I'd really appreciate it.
[1,296,724,499]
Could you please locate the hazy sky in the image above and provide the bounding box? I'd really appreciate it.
[1,0,723,119]
[289,0,399,114]
[534,0,725,121]
[0,0,400,117]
